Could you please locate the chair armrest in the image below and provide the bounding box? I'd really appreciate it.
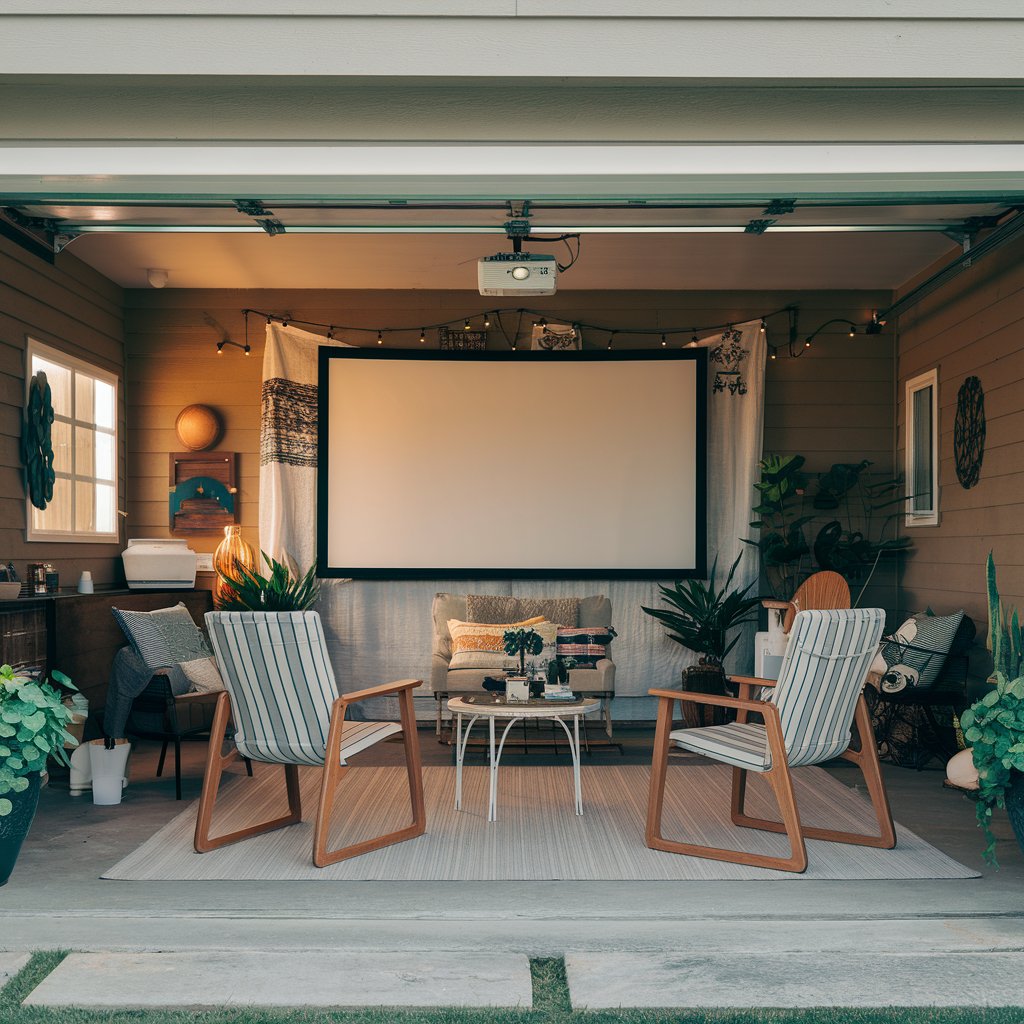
[340,678,423,705]
[729,674,777,691]
[761,599,791,610]
[175,690,223,704]
[648,688,771,713]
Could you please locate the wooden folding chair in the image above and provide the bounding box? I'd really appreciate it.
[647,608,895,873]
[195,611,425,867]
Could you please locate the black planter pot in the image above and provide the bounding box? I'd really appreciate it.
[1006,772,1024,855]
[0,772,42,887]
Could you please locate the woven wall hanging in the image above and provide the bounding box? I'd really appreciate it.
[954,375,985,489]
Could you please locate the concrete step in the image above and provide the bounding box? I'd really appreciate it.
[24,951,533,1009]
[566,951,1024,1008]
[0,953,29,988]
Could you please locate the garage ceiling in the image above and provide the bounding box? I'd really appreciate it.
[4,195,1018,291]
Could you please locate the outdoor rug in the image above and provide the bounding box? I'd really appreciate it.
[103,764,977,881]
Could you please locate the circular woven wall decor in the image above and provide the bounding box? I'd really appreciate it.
[954,375,985,489]
[175,404,222,451]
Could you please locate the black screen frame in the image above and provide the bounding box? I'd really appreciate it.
[317,347,708,580]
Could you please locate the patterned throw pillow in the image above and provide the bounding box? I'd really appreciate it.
[556,627,617,668]
[880,610,965,689]
[179,656,225,694]
[466,594,580,628]
[112,603,211,669]
[448,617,557,671]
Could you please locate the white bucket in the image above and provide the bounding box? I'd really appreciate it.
[89,739,131,806]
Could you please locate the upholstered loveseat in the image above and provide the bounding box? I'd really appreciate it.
[430,592,616,739]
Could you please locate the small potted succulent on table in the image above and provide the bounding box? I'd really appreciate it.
[502,627,544,703]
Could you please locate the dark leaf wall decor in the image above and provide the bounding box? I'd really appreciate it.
[954,375,985,489]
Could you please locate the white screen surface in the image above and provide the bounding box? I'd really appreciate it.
[320,352,705,577]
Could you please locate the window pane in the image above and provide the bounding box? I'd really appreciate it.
[75,373,94,424]
[31,356,72,418]
[51,419,71,472]
[94,379,115,430]
[95,431,115,482]
[32,477,72,533]
[95,483,116,534]
[912,385,933,512]
[75,480,96,533]
[75,426,95,478]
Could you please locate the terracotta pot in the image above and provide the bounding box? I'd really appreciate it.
[0,772,42,887]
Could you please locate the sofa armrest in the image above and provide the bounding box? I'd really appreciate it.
[430,653,451,694]
[569,657,615,694]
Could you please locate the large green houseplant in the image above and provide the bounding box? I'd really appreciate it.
[961,672,1024,864]
[0,665,78,886]
[642,554,760,691]
[216,552,319,611]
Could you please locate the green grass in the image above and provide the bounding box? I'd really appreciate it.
[1,952,1022,1024]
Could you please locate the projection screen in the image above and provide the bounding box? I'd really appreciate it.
[317,348,706,579]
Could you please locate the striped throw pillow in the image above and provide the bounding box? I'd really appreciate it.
[112,603,212,669]
[556,626,616,667]
[881,610,964,689]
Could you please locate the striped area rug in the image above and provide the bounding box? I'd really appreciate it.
[103,764,976,881]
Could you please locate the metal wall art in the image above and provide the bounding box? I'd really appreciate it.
[954,375,985,489]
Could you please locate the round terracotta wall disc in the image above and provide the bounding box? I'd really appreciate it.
[175,404,222,451]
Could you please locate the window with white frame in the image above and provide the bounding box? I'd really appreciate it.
[26,339,119,542]
[905,367,939,527]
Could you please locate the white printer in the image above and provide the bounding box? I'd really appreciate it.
[121,538,198,590]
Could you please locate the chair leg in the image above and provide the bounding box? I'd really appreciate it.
[156,739,168,778]
[731,693,896,850]
[646,698,808,873]
[193,692,303,854]
[244,757,254,777]
[313,689,426,867]
[174,737,182,801]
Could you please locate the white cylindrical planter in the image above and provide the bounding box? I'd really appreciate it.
[89,739,131,806]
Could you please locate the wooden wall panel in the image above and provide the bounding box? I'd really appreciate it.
[124,287,896,613]
[0,235,125,589]
[896,233,1024,637]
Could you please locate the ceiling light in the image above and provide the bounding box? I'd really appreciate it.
[146,267,168,288]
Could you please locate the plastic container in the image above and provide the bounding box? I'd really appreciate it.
[89,739,131,806]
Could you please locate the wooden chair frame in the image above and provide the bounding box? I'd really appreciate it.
[646,675,896,874]
[194,679,426,867]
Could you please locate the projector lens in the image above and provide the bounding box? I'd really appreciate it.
[511,266,531,280]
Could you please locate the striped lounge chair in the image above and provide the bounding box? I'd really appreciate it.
[195,611,425,867]
[646,608,895,873]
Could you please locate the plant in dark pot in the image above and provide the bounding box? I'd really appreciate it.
[960,672,1024,864]
[0,665,78,886]
[642,554,760,695]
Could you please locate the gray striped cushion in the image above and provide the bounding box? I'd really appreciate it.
[881,611,964,689]
[113,603,211,669]
[206,611,400,766]
[770,608,884,768]
[671,722,769,772]
[670,609,884,772]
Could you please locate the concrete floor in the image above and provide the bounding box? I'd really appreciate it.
[3,726,1023,956]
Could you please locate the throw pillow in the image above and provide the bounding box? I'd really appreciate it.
[179,656,225,694]
[466,594,580,628]
[448,617,556,671]
[880,610,965,689]
[556,626,617,667]
[112,603,212,669]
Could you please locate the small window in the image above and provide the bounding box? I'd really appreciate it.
[905,368,939,527]
[26,339,119,543]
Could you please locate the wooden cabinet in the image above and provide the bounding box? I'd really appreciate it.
[0,589,213,708]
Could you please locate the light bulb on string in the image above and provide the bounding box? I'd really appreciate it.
[760,319,767,334]
[216,341,225,356]
[607,331,616,351]
[660,334,667,347]
[483,313,492,328]
[326,326,334,341]
[689,333,699,348]
[419,328,426,344]
[464,318,471,331]
[848,325,856,337]
[377,330,384,345]
[243,344,251,357]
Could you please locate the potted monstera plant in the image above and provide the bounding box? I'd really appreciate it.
[0,665,78,886]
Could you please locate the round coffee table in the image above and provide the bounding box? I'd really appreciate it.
[447,695,601,822]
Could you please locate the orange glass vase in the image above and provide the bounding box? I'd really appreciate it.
[213,525,257,607]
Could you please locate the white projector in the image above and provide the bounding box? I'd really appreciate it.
[477,253,557,296]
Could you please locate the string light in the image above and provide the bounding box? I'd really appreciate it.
[770,350,777,360]
[216,341,225,355]
[607,331,616,350]
[483,313,492,328]
[805,339,812,348]
[327,325,334,341]
[660,333,667,347]
[689,333,699,348]
[244,344,251,357]
[463,318,472,331]
[760,320,767,334]
[848,325,856,337]
[419,328,426,343]
[377,330,383,345]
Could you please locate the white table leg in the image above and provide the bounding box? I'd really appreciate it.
[488,715,497,822]
[552,714,584,815]
[454,712,463,811]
